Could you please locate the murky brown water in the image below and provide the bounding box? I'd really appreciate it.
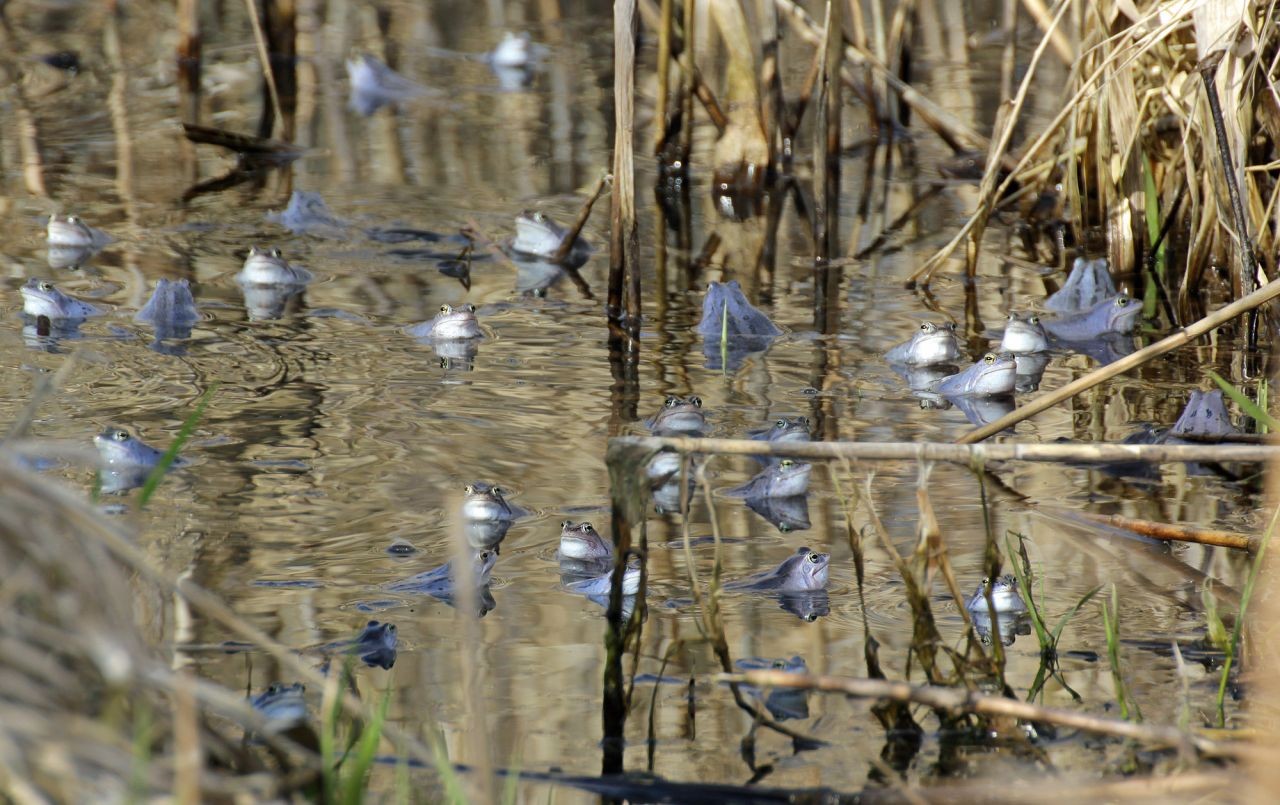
[0,0,1264,798]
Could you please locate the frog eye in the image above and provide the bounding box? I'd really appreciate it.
[775,419,787,428]
[582,523,595,533]
[479,550,493,561]
[267,683,281,694]
[664,397,679,408]
[981,576,990,585]
[807,552,820,563]
[492,486,507,497]
[1029,315,1040,324]
[1116,295,1129,307]
[1006,314,1015,322]
[798,417,809,426]
[38,281,53,291]
[983,353,996,363]
[67,215,80,223]
[772,660,786,668]
[688,396,702,407]
[779,524,792,533]
[460,304,476,313]
[780,459,794,469]
[440,304,452,314]
[561,519,572,529]
[270,248,282,258]
[464,484,476,494]
[112,430,129,441]
[919,322,932,332]
[385,625,395,634]
[533,212,546,222]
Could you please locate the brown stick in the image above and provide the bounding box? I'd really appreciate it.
[719,670,1256,760]
[1067,510,1256,552]
[551,172,612,265]
[957,276,1280,443]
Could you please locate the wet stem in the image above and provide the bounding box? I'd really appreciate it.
[1101,584,1142,723]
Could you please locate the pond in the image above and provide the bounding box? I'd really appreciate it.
[0,0,1263,799]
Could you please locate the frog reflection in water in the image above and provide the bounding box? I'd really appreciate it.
[21,279,102,320]
[646,395,706,435]
[884,321,961,366]
[724,547,829,593]
[936,352,1017,397]
[385,550,498,605]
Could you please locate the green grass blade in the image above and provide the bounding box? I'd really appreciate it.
[1005,533,1049,648]
[1050,585,1102,646]
[1259,379,1269,435]
[137,384,217,508]
[338,687,391,805]
[1208,371,1279,431]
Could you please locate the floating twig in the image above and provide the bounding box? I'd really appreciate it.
[1064,510,1255,553]
[551,172,611,265]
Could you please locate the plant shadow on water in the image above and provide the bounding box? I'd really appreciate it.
[1,0,1278,800]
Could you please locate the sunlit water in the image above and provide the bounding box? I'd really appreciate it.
[0,0,1263,796]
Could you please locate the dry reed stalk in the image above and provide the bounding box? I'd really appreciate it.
[654,0,675,154]
[718,670,1256,760]
[242,0,286,139]
[613,435,1280,465]
[958,275,1280,443]
[609,0,639,330]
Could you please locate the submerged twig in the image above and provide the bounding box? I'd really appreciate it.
[1065,510,1256,553]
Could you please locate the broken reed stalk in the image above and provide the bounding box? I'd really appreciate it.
[1064,510,1256,553]
[718,670,1255,760]
[551,172,611,265]
[608,0,639,331]
[654,0,674,154]
[614,436,1280,465]
[958,275,1280,443]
